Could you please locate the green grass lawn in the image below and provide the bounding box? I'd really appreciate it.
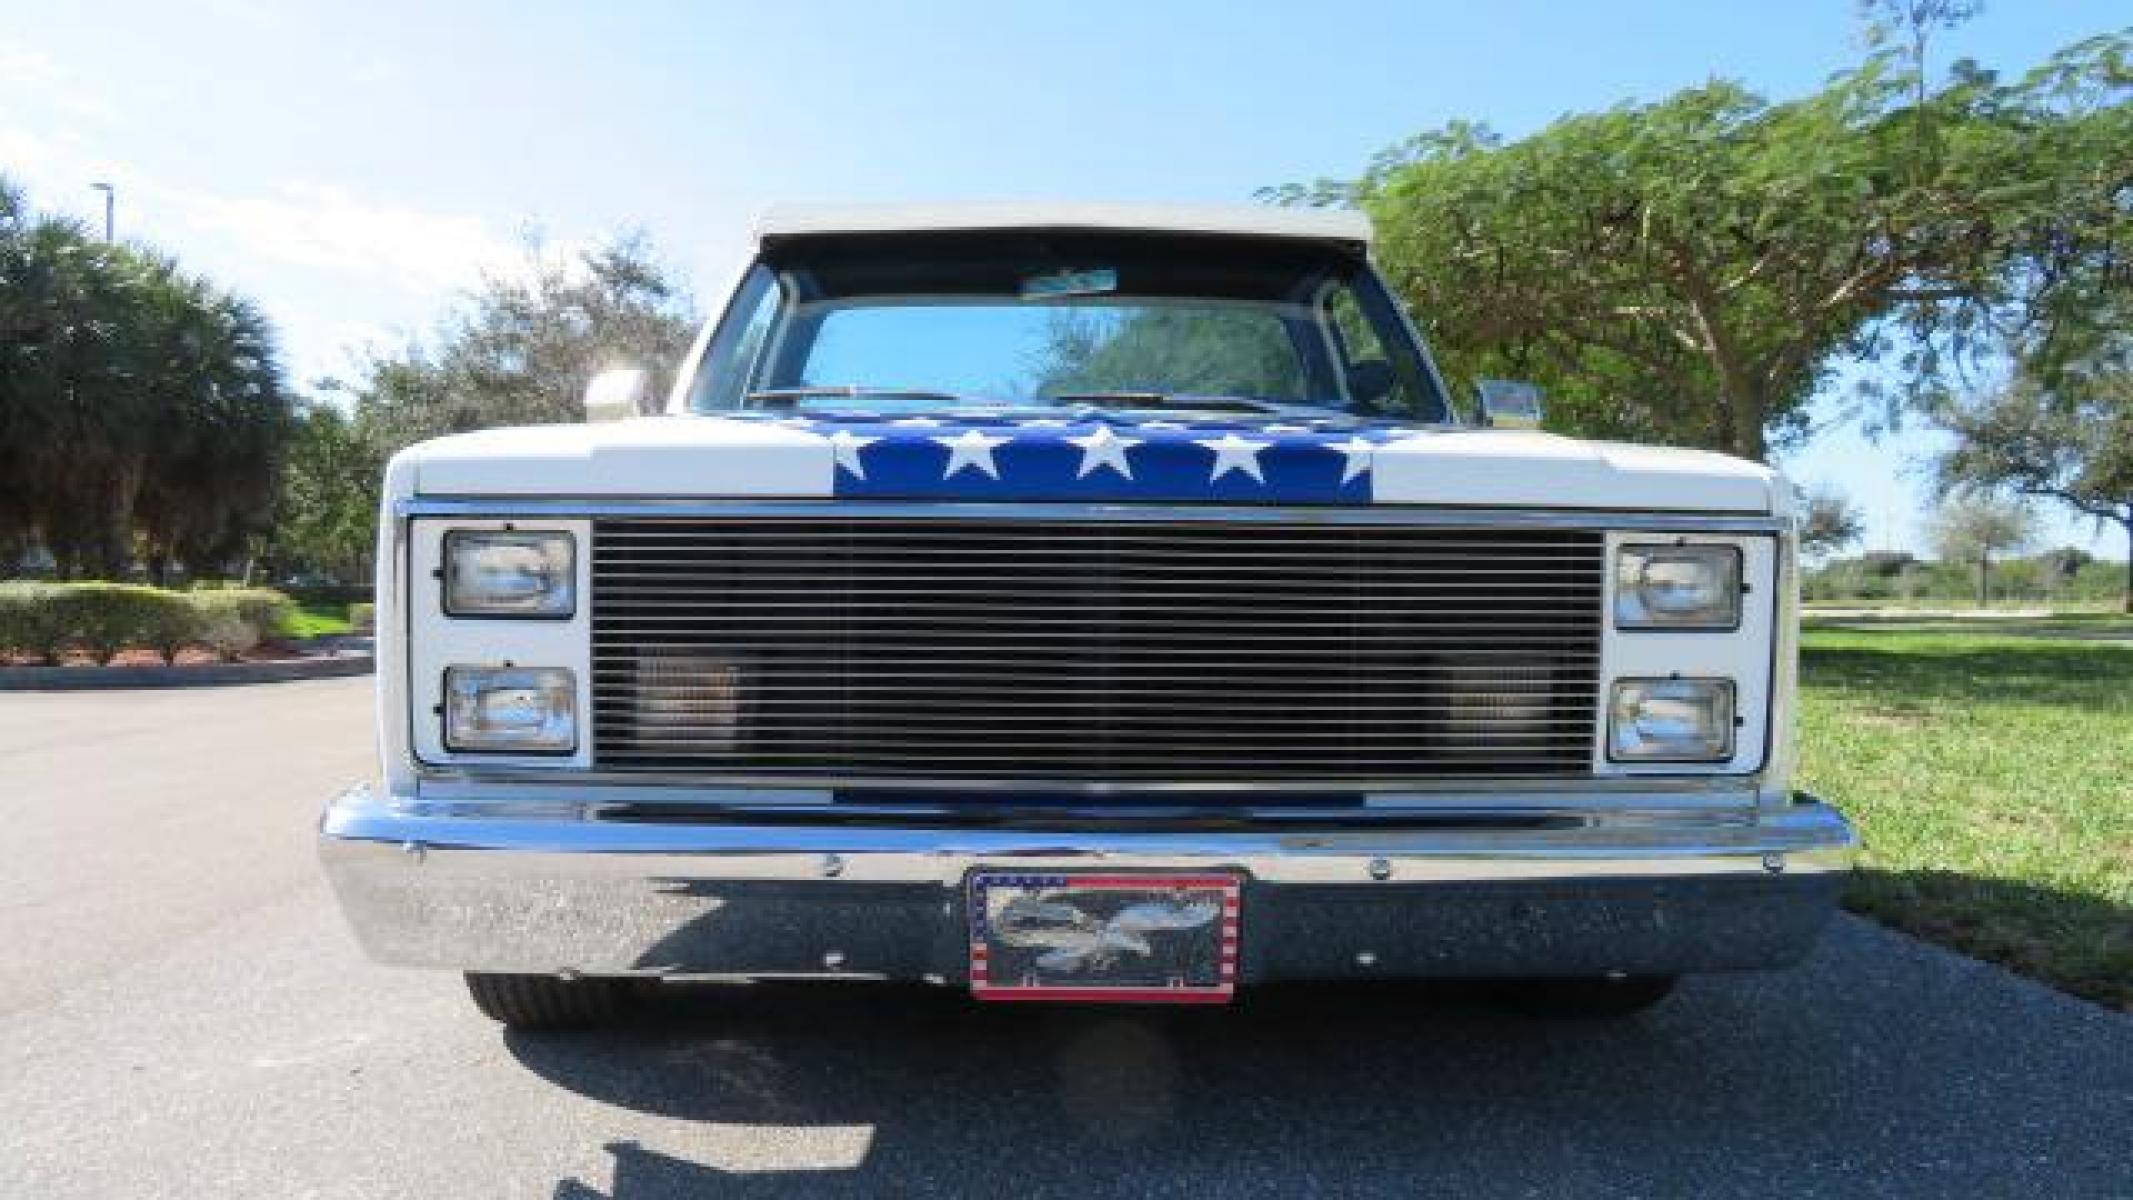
[1797,617,2133,1011]
[281,599,357,639]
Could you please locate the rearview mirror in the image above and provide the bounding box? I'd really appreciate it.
[583,368,652,423]
[1475,379,1544,429]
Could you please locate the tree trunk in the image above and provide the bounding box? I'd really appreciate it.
[1978,555,1990,608]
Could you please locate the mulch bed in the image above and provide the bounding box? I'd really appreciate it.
[1,639,310,669]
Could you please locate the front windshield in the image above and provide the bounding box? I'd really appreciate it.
[689,231,1450,421]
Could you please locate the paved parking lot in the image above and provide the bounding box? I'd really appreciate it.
[2,679,2129,1198]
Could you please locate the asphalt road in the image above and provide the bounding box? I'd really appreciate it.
[3,678,2129,1198]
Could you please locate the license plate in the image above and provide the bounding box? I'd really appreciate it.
[967,872,1241,1003]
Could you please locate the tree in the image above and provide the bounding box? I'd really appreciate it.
[299,234,698,576]
[266,401,381,583]
[1928,493,2037,606]
[1935,363,2133,610]
[355,234,697,452]
[1261,28,2132,462]
[1799,484,1866,560]
[0,175,291,580]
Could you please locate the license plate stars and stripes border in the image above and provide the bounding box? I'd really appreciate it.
[967,872,1243,1004]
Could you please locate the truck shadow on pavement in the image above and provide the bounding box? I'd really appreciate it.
[508,927,2133,1199]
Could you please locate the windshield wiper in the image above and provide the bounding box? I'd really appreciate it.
[744,386,991,409]
[1047,391,1353,419]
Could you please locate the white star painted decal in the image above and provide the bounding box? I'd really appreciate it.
[1196,432,1270,484]
[1334,435,1376,485]
[1065,424,1142,479]
[827,428,878,479]
[932,428,1010,479]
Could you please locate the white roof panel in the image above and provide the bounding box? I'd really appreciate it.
[755,201,1372,246]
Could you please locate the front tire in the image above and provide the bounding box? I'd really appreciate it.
[1491,974,1678,1018]
[464,972,633,1029]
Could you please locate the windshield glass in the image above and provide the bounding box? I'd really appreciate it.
[688,231,1450,421]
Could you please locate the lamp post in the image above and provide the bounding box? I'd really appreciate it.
[89,181,114,242]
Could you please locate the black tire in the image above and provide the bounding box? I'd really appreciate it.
[464,972,633,1029]
[1490,974,1678,1018]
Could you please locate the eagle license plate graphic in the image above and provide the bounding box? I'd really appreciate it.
[967,873,1241,1003]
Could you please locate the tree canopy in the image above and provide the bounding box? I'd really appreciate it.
[265,236,697,582]
[1935,338,2133,608]
[0,176,290,580]
[1263,28,2132,463]
[1928,491,2038,605]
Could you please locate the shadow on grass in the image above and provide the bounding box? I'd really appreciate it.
[1845,868,2132,1013]
[1842,873,2124,1014]
[1801,639,2133,712]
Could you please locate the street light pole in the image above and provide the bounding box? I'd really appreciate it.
[89,181,114,242]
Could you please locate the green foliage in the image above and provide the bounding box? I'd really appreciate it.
[0,581,68,663]
[0,177,292,580]
[266,235,696,584]
[1265,29,2133,461]
[1033,308,1307,401]
[1799,484,1866,559]
[0,583,293,665]
[1798,621,2133,1010]
[42,584,194,665]
[1936,346,2133,609]
[184,588,290,662]
[268,402,380,584]
[1803,546,2123,607]
[348,602,376,633]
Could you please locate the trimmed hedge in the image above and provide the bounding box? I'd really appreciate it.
[0,583,295,666]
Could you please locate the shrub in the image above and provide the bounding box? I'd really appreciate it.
[52,584,195,665]
[348,602,376,633]
[0,581,69,664]
[188,588,291,661]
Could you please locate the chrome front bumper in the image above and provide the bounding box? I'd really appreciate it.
[319,785,1857,980]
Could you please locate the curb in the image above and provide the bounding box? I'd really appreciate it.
[0,654,374,691]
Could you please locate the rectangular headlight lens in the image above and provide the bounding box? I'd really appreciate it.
[444,530,575,617]
[1615,544,1741,629]
[1609,678,1735,762]
[444,666,576,754]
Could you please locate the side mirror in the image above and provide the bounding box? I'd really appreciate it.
[583,368,652,423]
[1347,358,1395,409]
[1474,379,1544,429]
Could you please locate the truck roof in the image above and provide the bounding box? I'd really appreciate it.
[753,201,1373,247]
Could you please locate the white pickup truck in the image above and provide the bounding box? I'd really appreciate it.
[320,203,1856,1028]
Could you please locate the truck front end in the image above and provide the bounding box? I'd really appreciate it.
[320,204,1855,1027]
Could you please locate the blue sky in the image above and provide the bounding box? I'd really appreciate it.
[2,0,2124,556]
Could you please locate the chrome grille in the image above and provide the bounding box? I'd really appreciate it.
[591,516,1605,783]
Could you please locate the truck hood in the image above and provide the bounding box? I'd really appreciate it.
[397,412,1786,514]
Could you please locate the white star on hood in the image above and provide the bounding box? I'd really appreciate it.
[827,428,878,479]
[1065,424,1142,479]
[1196,432,1270,484]
[933,428,1010,479]
[1333,435,1376,485]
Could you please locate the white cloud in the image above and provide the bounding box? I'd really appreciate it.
[0,41,112,120]
[163,179,521,294]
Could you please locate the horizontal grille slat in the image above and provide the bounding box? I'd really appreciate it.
[591,516,1604,784]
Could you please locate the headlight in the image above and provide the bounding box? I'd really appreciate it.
[444,530,575,617]
[1609,678,1735,762]
[1615,544,1741,630]
[444,666,577,754]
